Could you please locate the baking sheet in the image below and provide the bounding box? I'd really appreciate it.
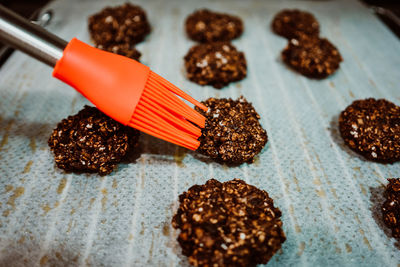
[0,0,399,266]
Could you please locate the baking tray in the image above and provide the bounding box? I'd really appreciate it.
[0,0,399,266]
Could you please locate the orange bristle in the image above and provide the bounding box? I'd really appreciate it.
[144,80,205,127]
[149,72,208,112]
[129,71,206,150]
[146,79,205,127]
[138,96,202,137]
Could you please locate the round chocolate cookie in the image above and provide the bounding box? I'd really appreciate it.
[172,178,286,267]
[48,106,140,175]
[339,98,400,163]
[184,42,247,89]
[272,9,320,39]
[185,9,243,43]
[88,3,151,46]
[282,36,342,78]
[195,97,267,164]
[382,178,400,239]
[96,43,141,61]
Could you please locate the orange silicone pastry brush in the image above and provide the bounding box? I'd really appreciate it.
[0,5,207,150]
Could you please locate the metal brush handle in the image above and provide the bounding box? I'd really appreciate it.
[0,5,67,67]
[373,6,400,28]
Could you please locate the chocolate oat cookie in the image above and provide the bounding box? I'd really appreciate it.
[48,106,140,175]
[339,98,400,163]
[382,178,400,239]
[282,35,342,78]
[88,3,151,47]
[272,9,319,39]
[195,97,267,164]
[172,178,286,267]
[96,43,141,61]
[184,42,247,89]
[185,9,243,43]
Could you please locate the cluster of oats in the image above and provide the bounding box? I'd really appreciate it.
[185,9,243,43]
[282,35,342,79]
[196,97,267,164]
[172,178,286,267]
[272,9,320,39]
[185,43,247,89]
[272,9,342,78]
[48,106,140,175]
[88,3,151,61]
[339,98,400,163]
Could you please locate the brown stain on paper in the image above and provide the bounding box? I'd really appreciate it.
[101,188,108,211]
[22,161,33,174]
[288,205,302,233]
[5,185,13,193]
[42,204,52,214]
[162,222,170,236]
[315,189,326,198]
[18,236,25,244]
[7,187,25,209]
[313,178,322,186]
[89,197,96,210]
[0,120,14,151]
[57,178,67,194]
[148,232,155,261]
[359,184,367,196]
[29,138,37,152]
[40,255,48,266]
[297,241,306,256]
[174,147,186,167]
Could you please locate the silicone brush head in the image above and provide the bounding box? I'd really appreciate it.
[53,38,207,150]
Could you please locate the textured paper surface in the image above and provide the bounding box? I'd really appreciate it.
[0,0,399,266]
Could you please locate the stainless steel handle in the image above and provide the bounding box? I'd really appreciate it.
[0,5,67,67]
[373,6,400,29]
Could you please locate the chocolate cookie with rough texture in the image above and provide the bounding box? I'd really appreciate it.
[172,178,286,267]
[185,9,243,43]
[96,43,141,61]
[184,42,247,89]
[339,98,400,163]
[282,36,342,78]
[272,9,319,39]
[195,97,267,164]
[48,106,140,175]
[88,3,151,47]
[382,178,400,239]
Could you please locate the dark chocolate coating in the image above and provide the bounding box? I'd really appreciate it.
[196,97,267,164]
[185,9,243,43]
[172,178,286,267]
[272,9,319,39]
[48,106,140,175]
[339,98,400,163]
[184,42,247,89]
[88,3,150,46]
[282,35,342,79]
